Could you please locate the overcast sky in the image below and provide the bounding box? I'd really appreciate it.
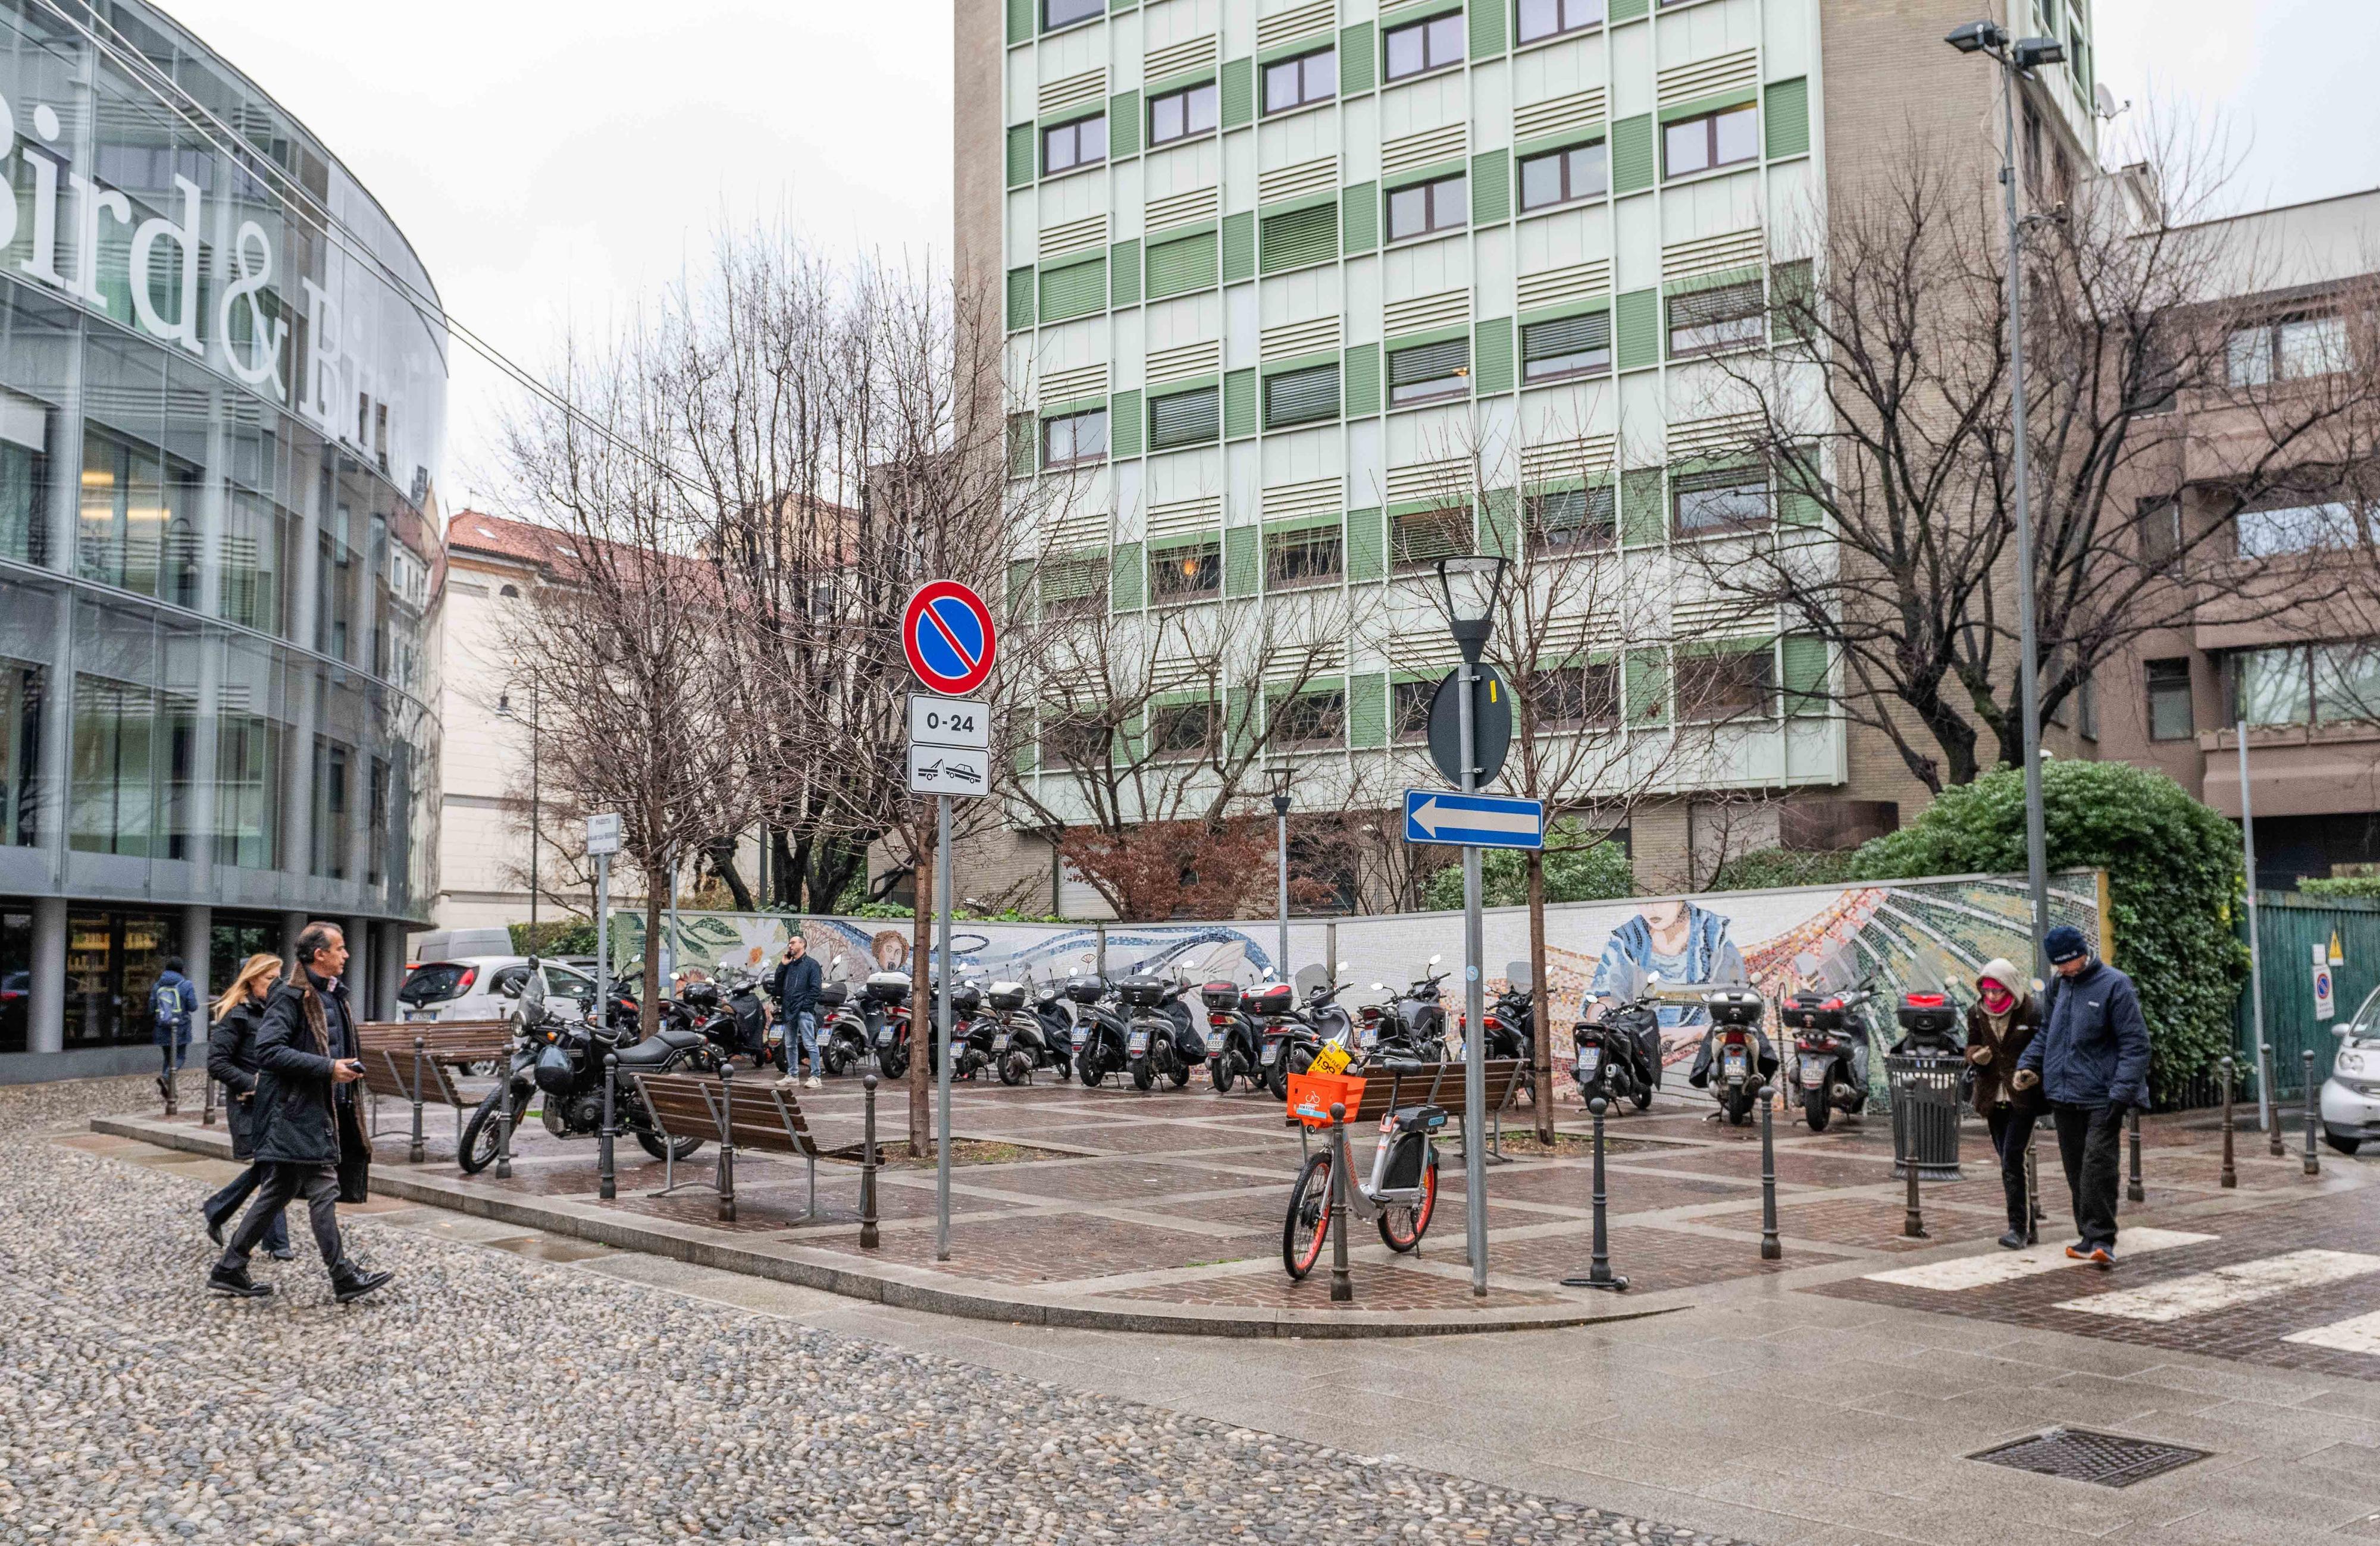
[151,0,2380,513]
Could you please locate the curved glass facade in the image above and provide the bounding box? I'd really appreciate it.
[0,1,444,1057]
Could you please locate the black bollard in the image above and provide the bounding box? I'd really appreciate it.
[2025,1130,2043,1244]
[201,1062,215,1127]
[860,1074,881,1249]
[2265,1042,2285,1158]
[495,1058,515,1180]
[2127,1107,2144,1205]
[2304,1048,2321,1177]
[163,1062,177,1117]
[718,1059,737,1223]
[2219,1056,2237,1190]
[1757,1081,1782,1260]
[1562,1096,1629,1290]
[1902,1096,1929,1240]
[599,1052,618,1200]
[409,1036,426,1164]
[1328,1102,1352,1304]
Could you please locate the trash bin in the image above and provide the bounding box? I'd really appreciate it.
[1887,1053,1965,1182]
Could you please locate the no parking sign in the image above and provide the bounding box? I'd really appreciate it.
[2314,942,2336,1019]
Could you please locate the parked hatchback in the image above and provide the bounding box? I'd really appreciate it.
[2322,983,2380,1155]
[397,956,598,1025]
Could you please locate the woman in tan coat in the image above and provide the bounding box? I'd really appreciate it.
[1965,958,2044,1249]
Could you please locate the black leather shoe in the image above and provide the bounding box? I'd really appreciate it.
[204,1212,225,1248]
[207,1265,273,1299]
[268,1246,295,1261]
[332,1268,395,1304]
[1997,1230,2027,1250]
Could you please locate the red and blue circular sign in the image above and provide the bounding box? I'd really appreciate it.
[902,580,997,696]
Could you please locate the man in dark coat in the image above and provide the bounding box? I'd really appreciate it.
[2015,924,2151,1268]
[207,923,394,1303]
[202,969,290,1258]
[774,936,825,1087]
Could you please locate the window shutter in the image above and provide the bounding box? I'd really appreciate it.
[1346,506,1385,581]
[1625,648,1670,726]
[1006,265,1035,331]
[1109,90,1141,159]
[1614,288,1659,370]
[1148,386,1220,448]
[1619,468,1665,545]
[1007,0,1033,45]
[1608,0,1648,19]
[1110,239,1142,307]
[1523,311,1610,362]
[1389,336,1470,391]
[1007,414,1036,477]
[1144,231,1217,297]
[1764,77,1809,160]
[1007,558,1034,616]
[1771,258,1814,340]
[1610,114,1655,193]
[1006,124,1036,187]
[1470,149,1510,223]
[1039,256,1106,322]
[1480,487,1518,556]
[1220,57,1254,126]
[1342,342,1380,416]
[1348,672,1389,748]
[1781,635,1828,715]
[1341,180,1377,253]
[1223,368,1257,438]
[1340,22,1374,92]
[1111,541,1145,611]
[1109,388,1142,457]
[1260,203,1338,273]
[1473,317,1514,394]
[1467,0,1505,58]
[1263,362,1340,428]
[1224,525,1260,597]
[1222,212,1255,283]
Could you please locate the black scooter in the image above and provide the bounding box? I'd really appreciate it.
[1689,987,1778,1125]
[1119,973,1204,1090]
[1782,983,1878,1131]
[1573,987,1661,1111]
[989,980,1066,1084]
[1200,981,1264,1093]
[1065,976,1133,1087]
[1363,957,1450,1064]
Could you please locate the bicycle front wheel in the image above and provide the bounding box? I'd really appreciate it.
[1282,1149,1335,1281]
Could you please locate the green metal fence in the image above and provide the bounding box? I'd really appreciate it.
[2237,892,2380,1100]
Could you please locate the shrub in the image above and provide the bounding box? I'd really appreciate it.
[509,918,599,957]
[1849,760,2247,1103]
[1704,846,1861,892]
[1423,821,1634,910]
[2299,874,2380,899]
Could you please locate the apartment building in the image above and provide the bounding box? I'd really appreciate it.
[954,0,2103,904]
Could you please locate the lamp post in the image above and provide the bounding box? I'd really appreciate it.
[1265,761,1294,981]
[1438,551,1507,1300]
[495,683,541,940]
[1946,20,2065,980]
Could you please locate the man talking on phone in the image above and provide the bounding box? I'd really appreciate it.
[208,922,394,1304]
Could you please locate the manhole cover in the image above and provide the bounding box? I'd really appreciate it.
[1968,1428,2209,1488]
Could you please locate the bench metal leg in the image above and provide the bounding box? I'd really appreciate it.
[409,1040,426,1165]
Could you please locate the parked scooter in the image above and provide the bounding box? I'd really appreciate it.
[1066,975,1135,1087]
[1119,973,1205,1090]
[1200,980,1264,1093]
[1781,981,1878,1131]
[458,1001,710,1174]
[815,971,871,1077]
[1363,956,1449,1064]
[924,978,1000,1081]
[1573,984,1662,1111]
[1452,962,1537,1102]
[862,971,915,1078]
[1689,987,1777,1125]
[1247,981,1317,1100]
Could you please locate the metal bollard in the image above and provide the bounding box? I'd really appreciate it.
[1562,1096,1629,1290]
[718,1059,737,1223]
[2265,1043,2285,1158]
[2127,1107,2144,1205]
[2304,1048,2321,1177]
[163,1062,177,1117]
[860,1074,881,1249]
[1757,1081,1782,1261]
[409,1036,426,1164]
[599,1053,618,1200]
[201,1063,215,1127]
[2219,1056,2237,1190]
[1328,1102,1352,1304]
[2025,1132,2043,1243]
[1902,1113,1929,1240]
[495,1059,515,1180]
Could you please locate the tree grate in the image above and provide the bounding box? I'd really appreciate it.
[1966,1428,2210,1488]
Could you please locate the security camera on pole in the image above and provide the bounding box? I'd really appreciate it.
[901,580,997,1265]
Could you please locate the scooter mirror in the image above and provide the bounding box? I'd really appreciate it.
[1428,952,1442,967]
[1370,983,1387,993]
[1505,962,1533,990]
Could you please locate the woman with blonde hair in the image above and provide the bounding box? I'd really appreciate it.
[201,952,291,1258]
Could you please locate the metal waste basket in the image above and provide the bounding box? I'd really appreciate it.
[1887,1053,1964,1182]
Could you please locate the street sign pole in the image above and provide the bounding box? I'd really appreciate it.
[935,792,954,1262]
[1459,656,1487,1298]
[2240,723,2273,1135]
[587,814,621,1025]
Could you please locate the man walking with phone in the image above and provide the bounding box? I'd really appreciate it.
[2015,924,2150,1269]
[207,922,394,1304]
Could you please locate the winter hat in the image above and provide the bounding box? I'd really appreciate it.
[2043,925,2089,965]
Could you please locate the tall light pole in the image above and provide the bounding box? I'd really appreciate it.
[1265,761,1294,980]
[1947,20,2066,980]
[1438,552,1507,1299]
[496,683,540,940]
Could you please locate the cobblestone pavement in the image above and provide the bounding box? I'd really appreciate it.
[1,1125,1740,1545]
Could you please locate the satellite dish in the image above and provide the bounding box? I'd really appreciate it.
[2093,83,2128,120]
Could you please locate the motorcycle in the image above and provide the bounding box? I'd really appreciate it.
[1363,956,1450,1064]
[923,979,1000,1081]
[989,979,1066,1085]
[1689,987,1777,1125]
[1065,975,1134,1087]
[1247,980,1318,1100]
[1453,963,1536,1103]
[814,976,873,1077]
[457,1001,710,1174]
[1119,973,1205,1091]
[1781,982,1878,1131]
[862,971,915,1079]
[1200,980,1264,1094]
[1573,986,1661,1111]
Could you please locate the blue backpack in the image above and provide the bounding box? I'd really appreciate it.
[151,978,186,1037]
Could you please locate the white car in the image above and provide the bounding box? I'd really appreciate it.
[397,955,597,1026]
[2320,983,2380,1155]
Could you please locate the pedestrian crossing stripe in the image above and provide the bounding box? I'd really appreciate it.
[2282,1309,2380,1356]
[2053,1250,2380,1324]
[1861,1229,2215,1292]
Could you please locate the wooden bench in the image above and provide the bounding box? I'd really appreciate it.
[629,1070,820,1224]
[1286,1058,1529,1163]
[355,1020,515,1161]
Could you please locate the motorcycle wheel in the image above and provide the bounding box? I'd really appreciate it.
[457,1086,516,1175]
[635,1128,704,1161]
[1281,1150,1334,1281]
[1211,1056,1236,1095]
[1726,1086,1755,1125]
[1378,1152,1439,1253]
[1264,1058,1290,1102]
[881,1046,909,1081]
[999,1050,1029,1086]
[1630,1070,1654,1111]
[1803,1086,1832,1132]
[1130,1057,1155,1092]
[822,1045,850,1078]
[1168,1060,1192,1089]
[1077,1052,1105,1087]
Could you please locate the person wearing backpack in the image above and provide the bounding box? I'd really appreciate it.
[150,957,199,1100]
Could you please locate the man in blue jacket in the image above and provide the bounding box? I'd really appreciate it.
[2015,924,2150,1267]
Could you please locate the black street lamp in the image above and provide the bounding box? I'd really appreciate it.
[1264,761,1294,979]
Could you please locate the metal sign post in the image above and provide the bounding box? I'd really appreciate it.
[587,814,620,1023]
[935,794,954,1260]
[2238,725,2273,1134]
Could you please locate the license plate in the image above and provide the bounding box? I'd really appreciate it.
[1800,1061,1827,1087]
[404,1009,437,1021]
[766,1026,784,1045]
[1128,1030,1148,1054]
[1577,1046,1602,1075]
[1070,1028,1087,1046]
[1724,1049,1748,1075]
[1260,1043,1279,1066]
[992,1033,1010,1052]
[1361,1028,1378,1048]
[876,1028,893,1048]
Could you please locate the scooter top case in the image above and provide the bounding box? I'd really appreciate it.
[1200,981,1243,1011]
[1245,982,1296,1016]
[1115,974,1173,1009]
[1703,987,1765,1027]
[1779,990,1847,1033]
[987,981,1029,1012]
[1063,976,1110,1006]
[1894,991,1958,1038]
[862,971,911,1005]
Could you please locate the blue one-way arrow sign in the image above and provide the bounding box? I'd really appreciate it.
[1403,789,1545,849]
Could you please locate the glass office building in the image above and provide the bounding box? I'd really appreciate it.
[0,1,444,1075]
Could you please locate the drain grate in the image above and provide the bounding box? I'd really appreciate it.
[1968,1428,2210,1488]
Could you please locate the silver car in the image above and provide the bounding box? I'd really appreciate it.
[2320,983,2380,1155]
